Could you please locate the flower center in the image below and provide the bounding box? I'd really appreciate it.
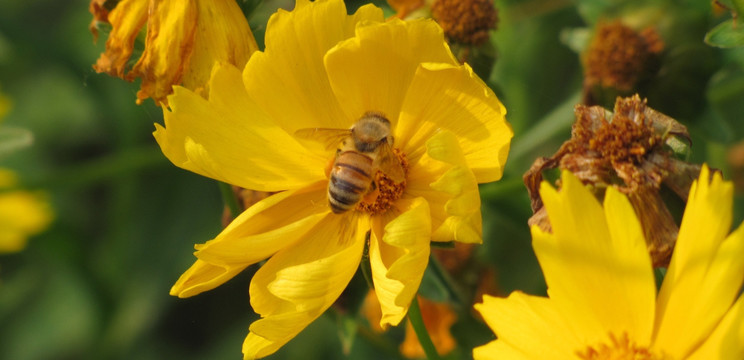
[577,333,665,360]
[356,148,409,215]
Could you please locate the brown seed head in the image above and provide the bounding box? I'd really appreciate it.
[584,22,664,91]
[431,0,498,45]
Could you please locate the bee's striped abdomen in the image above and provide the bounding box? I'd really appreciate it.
[328,151,373,214]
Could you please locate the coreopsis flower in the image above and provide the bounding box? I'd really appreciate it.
[524,95,699,267]
[476,166,744,359]
[0,170,53,253]
[90,0,258,105]
[155,0,512,357]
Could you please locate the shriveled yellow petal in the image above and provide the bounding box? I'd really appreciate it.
[244,0,383,133]
[154,63,326,191]
[369,197,431,328]
[396,63,511,184]
[325,18,458,128]
[473,293,578,359]
[0,190,53,253]
[406,130,482,243]
[129,0,197,104]
[535,172,655,345]
[170,182,328,298]
[687,294,744,360]
[180,0,258,99]
[93,0,148,77]
[654,166,744,358]
[243,214,367,359]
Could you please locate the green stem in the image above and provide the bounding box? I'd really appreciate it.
[408,296,442,360]
[428,253,467,307]
[218,181,241,218]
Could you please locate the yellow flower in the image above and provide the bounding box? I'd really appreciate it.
[475,166,744,360]
[0,170,53,253]
[90,0,258,105]
[154,0,511,357]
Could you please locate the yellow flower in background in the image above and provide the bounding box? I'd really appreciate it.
[363,291,458,358]
[155,0,511,357]
[90,0,258,105]
[475,166,744,360]
[0,170,52,253]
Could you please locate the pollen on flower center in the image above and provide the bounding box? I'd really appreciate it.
[577,333,664,360]
[356,148,409,215]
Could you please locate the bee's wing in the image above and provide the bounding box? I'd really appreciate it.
[294,128,351,151]
[376,142,405,183]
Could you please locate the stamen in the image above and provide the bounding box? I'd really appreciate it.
[356,148,409,215]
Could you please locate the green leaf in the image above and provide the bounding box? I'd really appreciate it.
[0,126,33,157]
[705,19,744,48]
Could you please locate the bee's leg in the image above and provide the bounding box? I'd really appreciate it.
[361,180,380,204]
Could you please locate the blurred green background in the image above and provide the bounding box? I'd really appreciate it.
[0,0,742,359]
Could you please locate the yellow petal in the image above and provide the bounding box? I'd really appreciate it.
[687,294,744,360]
[654,166,744,358]
[169,259,246,299]
[93,0,148,78]
[369,197,431,328]
[396,63,512,184]
[129,0,197,104]
[195,182,329,265]
[406,130,482,243]
[180,0,258,98]
[170,182,328,298]
[243,214,367,359]
[473,292,579,359]
[0,190,53,253]
[325,18,458,127]
[154,63,326,191]
[534,172,655,345]
[243,0,383,133]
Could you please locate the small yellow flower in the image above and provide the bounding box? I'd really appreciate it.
[90,0,258,105]
[0,170,53,253]
[475,166,744,359]
[154,0,512,358]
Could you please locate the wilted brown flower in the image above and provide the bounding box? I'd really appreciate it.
[524,95,704,267]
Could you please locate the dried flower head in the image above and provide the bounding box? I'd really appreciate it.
[430,0,498,46]
[89,0,258,105]
[584,22,664,100]
[524,95,701,267]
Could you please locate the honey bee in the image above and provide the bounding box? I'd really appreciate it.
[295,112,405,214]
